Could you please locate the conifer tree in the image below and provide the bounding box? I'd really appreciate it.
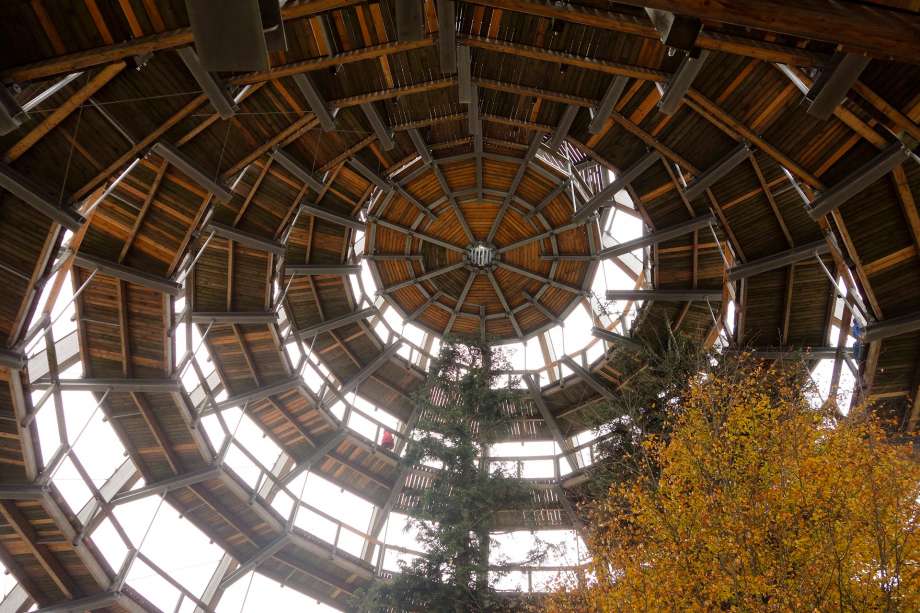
[356,341,542,612]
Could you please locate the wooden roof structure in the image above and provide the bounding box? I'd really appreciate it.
[0,0,919,610]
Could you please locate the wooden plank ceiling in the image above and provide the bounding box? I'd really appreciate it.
[0,0,918,610]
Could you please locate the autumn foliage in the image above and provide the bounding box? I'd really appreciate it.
[547,359,920,612]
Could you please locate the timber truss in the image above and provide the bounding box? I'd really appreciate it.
[1,1,919,611]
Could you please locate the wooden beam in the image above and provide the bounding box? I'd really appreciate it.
[560,356,616,402]
[232,39,435,85]
[464,0,825,66]
[523,374,576,471]
[615,0,920,63]
[0,501,79,600]
[73,253,181,295]
[892,166,920,255]
[607,288,722,301]
[204,221,285,256]
[130,392,182,473]
[463,36,667,82]
[487,269,523,339]
[119,160,167,263]
[1,1,370,83]
[727,239,829,281]
[600,214,714,259]
[4,63,125,163]
[684,89,825,189]
[74,94,208,201]
[0,162,83,231]
[659,50,709,115]
[381,261,467,295]
[437,0,456,73]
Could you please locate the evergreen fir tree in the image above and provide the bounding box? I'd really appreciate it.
[355,340,543,612]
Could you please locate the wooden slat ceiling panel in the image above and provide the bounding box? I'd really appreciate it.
[873,333,920,396]
[785,260,834,347]
[840,179,915,265]
[651,105,736,171]
[741,269,788,348]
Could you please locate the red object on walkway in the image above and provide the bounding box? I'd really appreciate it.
[381,430,395,450]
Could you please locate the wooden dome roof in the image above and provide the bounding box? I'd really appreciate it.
[0,1,918,611]
[366,153,597,342]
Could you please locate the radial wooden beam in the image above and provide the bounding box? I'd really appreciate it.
[684,89,824,189]
[111,465,223,505]
[727,239,829,281]
[292,73,337,132]
[496,261,585,296]
[396,0,425,42]
[285,264,362,276]
[547,105,580,151]
[487,269,523,339]
[863,310,920,343]
[806,52,871,120]
[219,535,289,589]
[215,375,303,411]
[560,356,617,402]
[277,430,349,487]
[369,217,466,254]
[73,253,180,295]
[4,62,126,163]
[338,341,403,396]
[589,75,628,134]
[152,141,233,203]
[190,312,277,324]
[0,501,79,600]
[445,271,476,335]
[496,220,585,254]
[457,44,472,104]
[659,50,709,115]
[806,142,911,220]
[407,128,432,164]
[348,158,391,193]
[175,46,236,119]
[487,136,540,243]
[573,151,661,223]
[204,221,285,256]
[437,0,456,73]
[382,262,467,295]
[406,291,444,323]
[296,307,378,339]
[360,102,395,151]
[272,147,325,193]
[525,181,569,220]
[683,142,751,200]
[523,374,577,471]
[600,214,714,259]
[0,162,83,231]
[645,8,701,51]
[606,288,723,302]
[521,291,561,326]
[591,327,643,352]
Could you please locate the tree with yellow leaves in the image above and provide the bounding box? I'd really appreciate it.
[547,358,920,612]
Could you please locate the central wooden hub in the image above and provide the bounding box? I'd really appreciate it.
[364,156,596,342]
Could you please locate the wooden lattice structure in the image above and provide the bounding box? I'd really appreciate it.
[0,1,918,610]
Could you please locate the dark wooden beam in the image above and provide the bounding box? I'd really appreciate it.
[1,1,370,83]
[0,502,80,600]
[464,0,827,65]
